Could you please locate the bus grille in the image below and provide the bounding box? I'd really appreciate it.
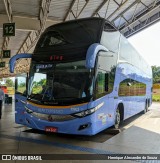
[31,112,75,122]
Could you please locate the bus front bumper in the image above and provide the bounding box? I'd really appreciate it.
[24,113,97,135]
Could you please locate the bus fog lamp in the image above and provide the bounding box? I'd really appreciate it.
[78,123,90,130]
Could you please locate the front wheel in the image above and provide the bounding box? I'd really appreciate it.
[114,107,121,129]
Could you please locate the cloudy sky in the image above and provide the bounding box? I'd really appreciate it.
[128,21,160,67]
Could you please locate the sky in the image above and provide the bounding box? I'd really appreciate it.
[128,21,160,67]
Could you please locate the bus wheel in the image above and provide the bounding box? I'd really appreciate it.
[114,107,121,129]
[143,102,148,114]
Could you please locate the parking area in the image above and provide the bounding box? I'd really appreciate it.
[0,99,160,162]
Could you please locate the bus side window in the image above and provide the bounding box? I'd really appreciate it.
[15,76,27,96]
[96,71,106,98]
[119,79,146,96]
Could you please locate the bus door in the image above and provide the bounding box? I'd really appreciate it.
[15,74,28,125]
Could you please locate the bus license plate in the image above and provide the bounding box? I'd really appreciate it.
[45,127,58,133]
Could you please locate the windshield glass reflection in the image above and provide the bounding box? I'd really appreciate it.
[28,60,94,105]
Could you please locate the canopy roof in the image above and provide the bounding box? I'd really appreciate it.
[0,0,159,77]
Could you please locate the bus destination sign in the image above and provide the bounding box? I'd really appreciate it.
[50,55,64,61]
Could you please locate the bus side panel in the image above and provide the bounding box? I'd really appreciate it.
[89,96,116,134]
[127,67,145,116]
[15,94,27,125]
[115,64,131,119]
[117,63,151,120]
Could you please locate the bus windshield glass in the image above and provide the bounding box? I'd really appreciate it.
[28,60,94,105]
[35,18,103,50]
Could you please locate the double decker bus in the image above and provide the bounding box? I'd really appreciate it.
[10,17,152,135]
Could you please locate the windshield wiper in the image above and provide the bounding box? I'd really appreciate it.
[28,94,43,103]
[28,94,37,99]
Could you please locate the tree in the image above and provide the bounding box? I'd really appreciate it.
[152,66,160,84]
[6,78,14,87]
[38,79,46,86]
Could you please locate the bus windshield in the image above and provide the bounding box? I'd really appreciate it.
[35,18,103,53]
[28,60,94,105]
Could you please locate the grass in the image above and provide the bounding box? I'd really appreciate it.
[18,86,26,94]
[152,86,160,102]
[152,94,160,102]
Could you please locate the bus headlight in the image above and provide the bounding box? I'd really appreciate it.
[72,102,104,118]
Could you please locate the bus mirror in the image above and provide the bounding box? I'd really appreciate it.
[86,43,108,69]
[9,53,32,73]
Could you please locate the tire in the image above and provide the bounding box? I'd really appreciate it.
[148,99,150,108]
[143,102,148,114]
[114,107,121,129]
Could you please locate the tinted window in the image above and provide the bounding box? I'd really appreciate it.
[40,31,68,47]
[104,22,117,32]
[28,60,94,105]
[95,53,117,99]
[119,79,146,96]
[36,18,103,50]
[16,77,27,94]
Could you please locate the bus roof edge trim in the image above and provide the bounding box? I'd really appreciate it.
[86,43,108,69]
[9,53,32,73]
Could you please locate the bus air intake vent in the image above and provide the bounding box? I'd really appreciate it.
[31,112,75,122]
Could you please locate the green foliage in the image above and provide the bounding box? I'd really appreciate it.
[32,86,42,94]
[6,78,14,87]
[152,66,160,84]
[18,86,26,93]
[17,82,26,94]
[152,66,160,102]
[31,79,46,94]
[19,82,25,87]
[152,94,160,102]
[38,79,46,86]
